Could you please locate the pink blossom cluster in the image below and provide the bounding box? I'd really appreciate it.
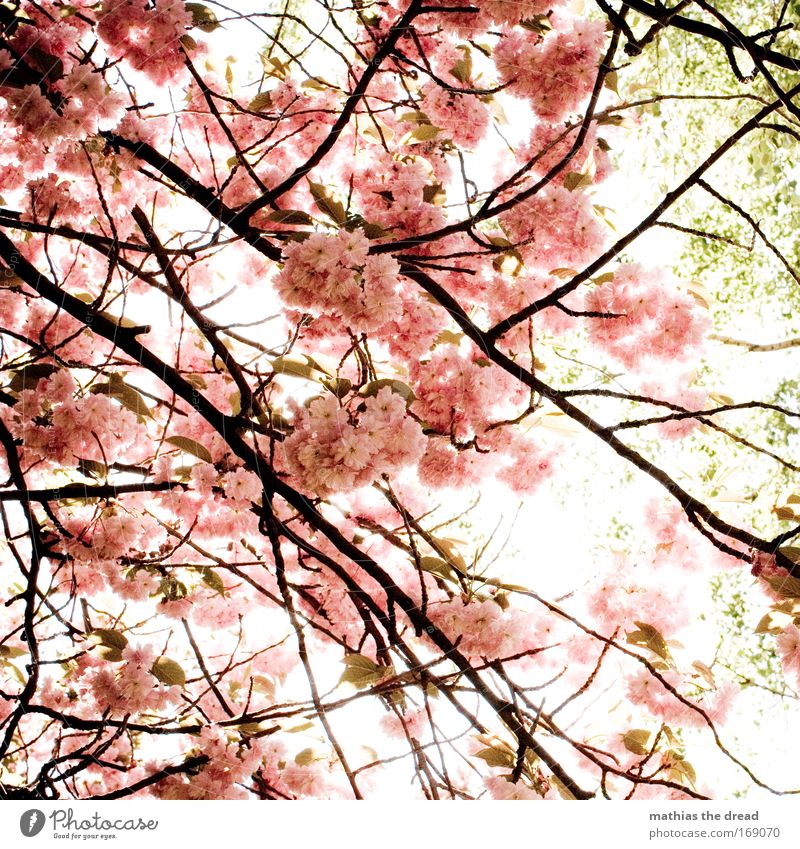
[155,726,274,800]
[282,388,425,496]
[97,0,191,85]
[8,370,139,466]
[275,229,402,332]
[585,264,710,368]
[429,597,545,662]
[777,626,800,691]
[638,378,709,440]
[434,0,568,37]
[500,184,608,270]
[495,15,607,120]
[411,346,524,439]
[518,122,614,186]
[97,0,192,84]
[76,643,179,716]
[420,86,491,150]
[624,670,737,729]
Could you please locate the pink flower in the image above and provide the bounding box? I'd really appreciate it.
[777,625,800,689]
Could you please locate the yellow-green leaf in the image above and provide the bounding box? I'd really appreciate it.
[418,556,456,583]
[271,354,329,381]
[267,209,313,226]
[338,653,388,689]
[626,621,671,662]
[308,182,346,225]
[151,657,186,687]
[0,645,28,659]
[200,566,226,596]
[622,729,651,756]
[90,374,153,421]
[8,363,59,393]
[186,2,220,31]
[763,571,800,600]
[407,124,441,143]
[89,628,128,650]
[359,379,415,404]
[322,377,352,398]
[248,91,273,112]
[472,746,515,768]
[166,435,213,463]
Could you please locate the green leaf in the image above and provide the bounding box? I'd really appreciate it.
[294,747,321,766]
[271,354,329,381]
[8,363,58,393]
[763,571,800,600]
[251,675,276,699]
[200,566,226,596]
[563,171,592,192]
[185,3,220,32]
[78,457,108,480]
[519,14,553,35]
[301,76,334,91]
[248,91,273,112]
[151,657,186,687]
[418,555,457,583]
[1,658,26,686]
[431,536,468,574]
[229,390,242,416]
[28,45,64,84]
[666,753,697,788]
[0,645,28,659]
[89,628,128,661]
[0,271,22,289]
[236,722,267,735]
[338,653,388,689]
[322,377,352,398]
[449,45,473,84]
[779,546,800,565]
[407,124,441,143]
[90,374,153,421]
[493,592,510,610]
[359,379,415,405]
[399,110,430,124]
[622,729,652,756]
[422,182,446,205]
[308,182,346,225]
[690,660,716,688]
[267,209,313,226]
[482,577,530,593]
[472,746,515,768]
[359,220,391,240]
[89,628,128,650]
[548,268,578,280]
[626,621,672,662]
[433,330,464,347]
[260,55,288,80]
[165,435,213,463]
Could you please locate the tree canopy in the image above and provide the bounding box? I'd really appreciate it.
[0,0,800,801]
